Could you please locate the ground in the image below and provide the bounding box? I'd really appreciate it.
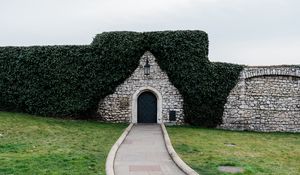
[1,112,300,175]
[0,112,127,175]
[167,126,300,175]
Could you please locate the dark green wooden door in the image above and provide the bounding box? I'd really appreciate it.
[138,91,157,123]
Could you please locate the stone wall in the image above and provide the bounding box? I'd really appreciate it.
[221,66,300,132]
[97,51,184,124]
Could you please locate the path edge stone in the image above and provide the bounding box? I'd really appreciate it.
[106,123,134,175]
[161,123,199,175]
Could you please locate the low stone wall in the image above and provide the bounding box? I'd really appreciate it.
[221,66,300,132]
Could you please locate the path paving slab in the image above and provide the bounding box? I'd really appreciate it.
[114,124,185,175]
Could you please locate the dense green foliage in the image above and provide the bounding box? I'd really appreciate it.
[0,34,145,117]
[0,30,243,126]
[0,111,127,174]
[0,46,97,116]
[142,31,243,126]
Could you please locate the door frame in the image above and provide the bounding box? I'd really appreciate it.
[132,86,162,123]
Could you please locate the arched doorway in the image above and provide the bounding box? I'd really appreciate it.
[137,91,157,123]
[132,86,163,123]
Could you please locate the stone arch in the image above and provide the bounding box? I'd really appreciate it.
[132,86,163,123]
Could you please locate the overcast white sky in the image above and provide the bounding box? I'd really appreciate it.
[0,0,299,65]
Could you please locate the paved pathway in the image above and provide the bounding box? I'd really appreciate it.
[114,124,185,175]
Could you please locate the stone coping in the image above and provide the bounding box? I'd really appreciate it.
[105,123,134,175]
[161,123,199,175]
[241,66,300,79]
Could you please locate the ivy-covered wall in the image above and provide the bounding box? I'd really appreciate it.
[0,31,243,127]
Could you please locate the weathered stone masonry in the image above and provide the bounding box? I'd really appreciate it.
[97,51,184,123]
[221,66,300,132]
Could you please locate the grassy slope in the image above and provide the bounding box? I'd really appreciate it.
[167,126,300,175]
[0,112,127,175]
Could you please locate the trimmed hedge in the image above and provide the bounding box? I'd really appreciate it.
[0,43,144,117]
[0,30,243,126]
[141,31,243,126]
[0,46,99,116]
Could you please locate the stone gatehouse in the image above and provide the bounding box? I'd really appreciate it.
[221,66,300,132]
[97,51,184,124]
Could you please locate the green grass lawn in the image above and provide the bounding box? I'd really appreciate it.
[0,111,127,175]
[167,126,300,175]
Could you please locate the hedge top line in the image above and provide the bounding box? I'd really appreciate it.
[1,30,209,59]
[91,30,209,56]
